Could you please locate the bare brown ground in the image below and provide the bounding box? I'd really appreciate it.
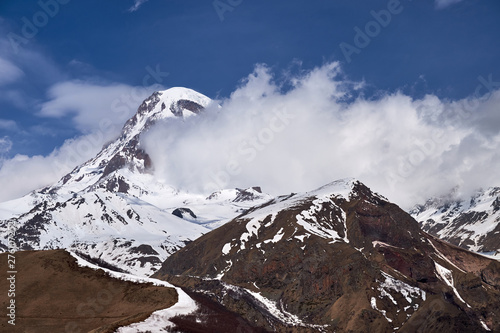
[0,249,177,333]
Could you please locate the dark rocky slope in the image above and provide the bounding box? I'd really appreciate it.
[154,179,500,332]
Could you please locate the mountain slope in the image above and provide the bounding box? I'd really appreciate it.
[410,187,500,260]
[0,250,177,333]
[153,179,500,332]
[0,88,272,276]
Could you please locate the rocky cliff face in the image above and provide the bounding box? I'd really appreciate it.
[154,179,500,332]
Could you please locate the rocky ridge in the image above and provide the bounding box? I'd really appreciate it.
[154,179,500,332]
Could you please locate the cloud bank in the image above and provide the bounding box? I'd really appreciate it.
[0,62,498,209]
[143,62,500,209]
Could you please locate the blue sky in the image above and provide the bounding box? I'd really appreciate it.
[0,0,499,204]
[0,0,499,156]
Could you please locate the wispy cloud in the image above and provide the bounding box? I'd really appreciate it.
[39,81,145,133]
[128,0,149,12]
[0,119,17,131]
[0,135,99,202]
[435,0,464,10]
[0,57,24,85]
[0,24,65,110]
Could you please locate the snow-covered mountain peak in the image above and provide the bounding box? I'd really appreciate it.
[154,177,500,332]
[38,88,212,199]
[410,186,500,259]
[309,177,358,200]
[121,87,212,139]
[303,178,388,204]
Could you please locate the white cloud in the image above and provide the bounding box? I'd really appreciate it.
[143,63,500,209]
[39,80,154,134]
[0,57,23,85]
[1,62,498,209]
[0,133,107,202]
[435,0,464,10]
[128,0,149,12]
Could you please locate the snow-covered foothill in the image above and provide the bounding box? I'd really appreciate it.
[69,251,198,332]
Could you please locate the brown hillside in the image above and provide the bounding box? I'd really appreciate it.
[0,249,177,333]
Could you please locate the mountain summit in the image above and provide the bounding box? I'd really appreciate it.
[0,88,271,276]
[42,87,212,198]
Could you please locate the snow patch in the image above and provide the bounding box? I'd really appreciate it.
[370,297,393,323]
[372,241,402,249]
[222,242,231,255]
[295,196,343,242]
[241,287,328,330]
[240,217,263,250]
[378,272,426,309]
[434,261,470,307]
[429,240,466,273]
[117,290,197,332]
[480,319,491,331]
[294,234,309,242]
[263,228,284,244]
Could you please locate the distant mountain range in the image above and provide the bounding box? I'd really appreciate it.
[410,187,500,261]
